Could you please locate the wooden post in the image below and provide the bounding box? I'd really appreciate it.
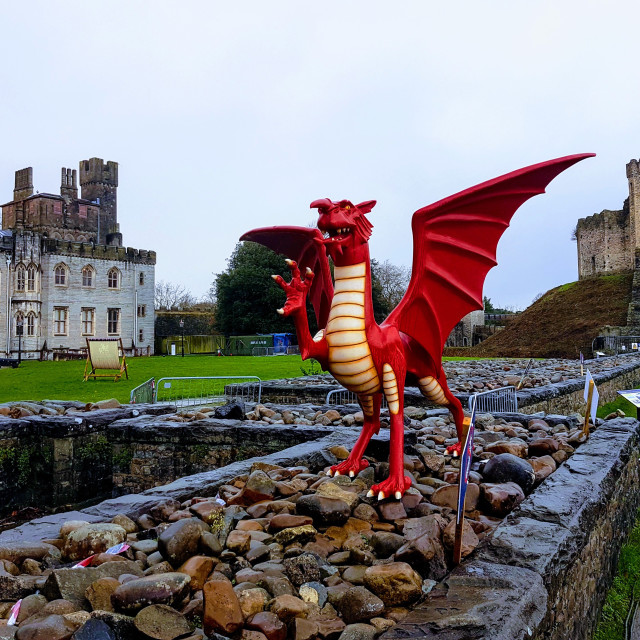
[582,378,595,437]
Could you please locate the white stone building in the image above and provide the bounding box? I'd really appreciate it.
[0,158,155,360]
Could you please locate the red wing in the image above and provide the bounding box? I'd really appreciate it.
[383,153,595,368]
[240,226,334,329]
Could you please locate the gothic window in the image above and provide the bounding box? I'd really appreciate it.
[137,304,146,317]
[108,308,120,335]
[15,265,25,292]
[108,268,120,290]
[26,312,36,337]
[53,307,68,335]
[27,265,36,291]
[54,264,68,286]
[14,312,23,336]
[81,308,95,335]
[82,265,95,288]
[138,328,144,342]
[139,272,145,286]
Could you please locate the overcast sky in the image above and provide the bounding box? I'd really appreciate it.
[0,1,637,310]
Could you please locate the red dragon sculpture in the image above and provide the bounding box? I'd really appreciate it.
[241,153,593,500]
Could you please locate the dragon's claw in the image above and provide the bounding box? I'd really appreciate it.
[447,441,463,458]
[366,489,374,498]
[330,457,369,479]
[370,475,412,500]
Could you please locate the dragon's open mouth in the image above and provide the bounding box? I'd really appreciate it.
[321,227,353,243]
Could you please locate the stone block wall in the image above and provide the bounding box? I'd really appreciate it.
[383,417,640,640]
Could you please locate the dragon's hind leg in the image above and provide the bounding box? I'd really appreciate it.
[417,372,467,457]
[329,393,381,478]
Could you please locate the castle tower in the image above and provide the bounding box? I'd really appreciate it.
[79,158,118,244]
[60,167,77,201]
[626,159,640,260]
[13,167,33,201]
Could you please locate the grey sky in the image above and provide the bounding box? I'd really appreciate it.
[0,1,637,309]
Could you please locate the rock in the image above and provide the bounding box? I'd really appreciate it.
[284,554,321,587]
[0,542,61,566]
[0,574,41,600]
[236,471,278,505]
[351,504,378,523]
[63,524,127,562]
[149,499,181,522]
[362,563,423,607]
[484,440,527,458]
[226,530,251,555]
[14,614,77,639]
[329,445,349,459]
[203,577,244,635]
[431,483,479,511]
[529,455,557,482]
[482,453,535,493]
[42,561,143,607]
[299,582,328,608]
[419,450,446,474]
[337,586,384,623]
[190,501,224,525]
[369,532,405,557]
[394,533,448,580]
[91,398,121,410]
[338,623,377,640]
[316,483,359,510]
[238,587,270,620]
[133,604,191,640]
[312,614,346,638]
[246,611,287,640]
[110,515,137,534]
[270,594,308,622]
[292,617,320,640]
[177,555,215,591]
[111,573,191,613]
[158,518,205,567]
[378,501,407,521]
[273,526,318,546]
[296,495,351,527]
[528,437,560,456]
[214,401,245,420]
[442,519,479,558]
[268,515,313,532]
[85,577,120,612]
[16,594,47,624]
[70,618,115,639]
[481,482,526,517]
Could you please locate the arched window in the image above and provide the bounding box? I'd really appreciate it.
[139,272,145,286]
[82,265,95,288]
[15,264,25,292]
[54,263,68,286]
[14,312,24,337]
[26,312,36,337]
[27,264,36,292]
[108,268,120,290]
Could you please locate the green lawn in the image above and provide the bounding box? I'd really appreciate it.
[0,355,313,404]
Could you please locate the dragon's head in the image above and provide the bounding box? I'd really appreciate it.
[311,198,376,263]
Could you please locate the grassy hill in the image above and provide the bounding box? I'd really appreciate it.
[454,273,634,359]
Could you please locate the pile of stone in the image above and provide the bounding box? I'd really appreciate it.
[285,354,640,393]
[0,411,595,640]
[0,399,123,418]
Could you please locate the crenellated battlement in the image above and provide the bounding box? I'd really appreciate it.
[42,238,156,264]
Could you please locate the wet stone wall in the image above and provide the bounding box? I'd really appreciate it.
[383,417,640,640]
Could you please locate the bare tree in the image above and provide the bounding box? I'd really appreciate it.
[375,259,411,310]
[154,280,195,310]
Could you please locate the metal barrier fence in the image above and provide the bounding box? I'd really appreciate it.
[154,376,262,408]
[326,387,388,408]
[592,335,640,357]
[468,385,518,413]
[130,377,155,404]
[252,346,301,356]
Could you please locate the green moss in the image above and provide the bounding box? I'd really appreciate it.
[112,446,134,469]
[0,444,36,487]
[76,435,110,463]
[192,444,210,462]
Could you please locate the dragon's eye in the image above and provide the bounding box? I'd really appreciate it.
[344,205,351,210]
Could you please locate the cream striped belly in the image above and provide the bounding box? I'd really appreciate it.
[326,262,380,394]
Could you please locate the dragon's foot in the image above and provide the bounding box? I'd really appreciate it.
[446,441,463,458]
[329,457,369,478]
[366,474,412,501]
